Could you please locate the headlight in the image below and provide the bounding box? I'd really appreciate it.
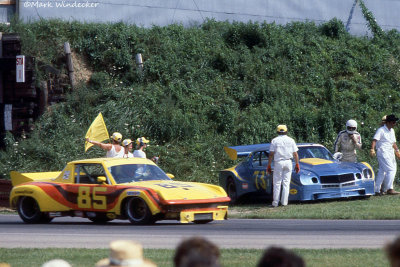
[362,168,373,179]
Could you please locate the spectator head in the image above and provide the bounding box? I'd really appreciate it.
[96,240,156,267]
[111,132,123,144]
[276,125,288,135]
[174,237,220,267]
[257,246,305,267]
[386,236,400,267]
[136,137,150,148]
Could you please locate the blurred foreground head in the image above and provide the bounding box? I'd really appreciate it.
[257,246,305,267]
[174,236,220,267]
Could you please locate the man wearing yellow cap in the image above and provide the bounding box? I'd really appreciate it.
[86,132,124,158]
[267,125,300,207]
[133,137,150,158]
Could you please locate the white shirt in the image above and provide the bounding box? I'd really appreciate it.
[133,150,146,158]
[106,145,124,158]
[373,125,396,151]
[123,152,134,158]
[269,135,298,161]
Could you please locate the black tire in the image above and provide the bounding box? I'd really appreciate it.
[193,219,212,224]
[125,197,155,225]
[17,196,51,224]
[227,178,238,204]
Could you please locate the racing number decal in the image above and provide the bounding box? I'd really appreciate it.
[93,187,107,209]
[254,171,267,190]
[78,187,91,208]
[77,187,107,209]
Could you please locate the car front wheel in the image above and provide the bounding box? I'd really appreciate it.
[17,196,52,224]
[125,197,155,225]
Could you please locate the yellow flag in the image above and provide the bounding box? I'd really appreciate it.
[85,113,110,152]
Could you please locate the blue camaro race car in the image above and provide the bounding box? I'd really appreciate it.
[219,143,375,203]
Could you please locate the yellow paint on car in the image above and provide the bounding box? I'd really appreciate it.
[300,158,333,165]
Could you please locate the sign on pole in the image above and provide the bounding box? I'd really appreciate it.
[16,55,25,83]
[4,104,12,131]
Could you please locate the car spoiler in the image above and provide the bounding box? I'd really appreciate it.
[224,143,270,160]
[10,171,62,187]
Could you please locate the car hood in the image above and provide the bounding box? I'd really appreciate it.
[299,158,364,175]
[124,180,228,201]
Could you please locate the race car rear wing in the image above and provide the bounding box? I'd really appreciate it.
[224,143,270,160]
[10,171,62,186]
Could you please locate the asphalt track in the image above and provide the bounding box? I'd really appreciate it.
[1,214,400,249]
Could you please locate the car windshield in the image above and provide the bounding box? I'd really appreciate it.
[297,146,333,160]
[109,164,171,184]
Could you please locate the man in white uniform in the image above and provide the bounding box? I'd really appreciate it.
[267,125,300,207]
[334,119,362,162]
[370,114,400,195]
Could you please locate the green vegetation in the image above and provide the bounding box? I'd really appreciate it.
[1,5,400,186]
[0,247,388,267]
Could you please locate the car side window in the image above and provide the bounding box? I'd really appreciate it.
[261,151,269,167]
[75,164,108,184]
[252,152,261,167]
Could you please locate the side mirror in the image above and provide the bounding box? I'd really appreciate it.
[166,173,175,179]
[97,176,107,184]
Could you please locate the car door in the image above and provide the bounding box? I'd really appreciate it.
[251,151,273,195]
[65,163,111,211]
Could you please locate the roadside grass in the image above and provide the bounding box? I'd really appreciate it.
[229,194,400,219]
[0,248,388,267]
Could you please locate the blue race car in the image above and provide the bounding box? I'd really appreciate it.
[219,143,375,204]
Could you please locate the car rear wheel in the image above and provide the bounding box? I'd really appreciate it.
[125,197,155,225]
[17,196,52,224]
[227,178,238,204]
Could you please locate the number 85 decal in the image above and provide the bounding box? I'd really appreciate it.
[77,187,107,209]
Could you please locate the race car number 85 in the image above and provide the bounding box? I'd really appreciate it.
[78,187,107,209]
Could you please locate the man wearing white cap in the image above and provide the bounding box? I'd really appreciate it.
[370,114,400,195]
[267,125,300,207]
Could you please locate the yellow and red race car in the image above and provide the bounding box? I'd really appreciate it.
[9,157,229,225]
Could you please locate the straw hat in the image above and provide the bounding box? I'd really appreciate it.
[95,240,156,267]
[41,259,71,267]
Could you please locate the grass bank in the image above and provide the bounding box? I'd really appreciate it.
[1,12,400,185]
[0,247,388,267]
[229,194,400,219]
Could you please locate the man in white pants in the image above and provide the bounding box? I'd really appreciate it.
[370,114,400,195]
[267,125,300,207]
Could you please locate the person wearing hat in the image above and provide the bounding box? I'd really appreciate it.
[95,240,156,267]
[86,132,125,158]
[266,125,300,207]
[122,139,134,158]
[133,137,150,158]
[381,115,387,126]
[370,114,400,195]
[333,119,362,162]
